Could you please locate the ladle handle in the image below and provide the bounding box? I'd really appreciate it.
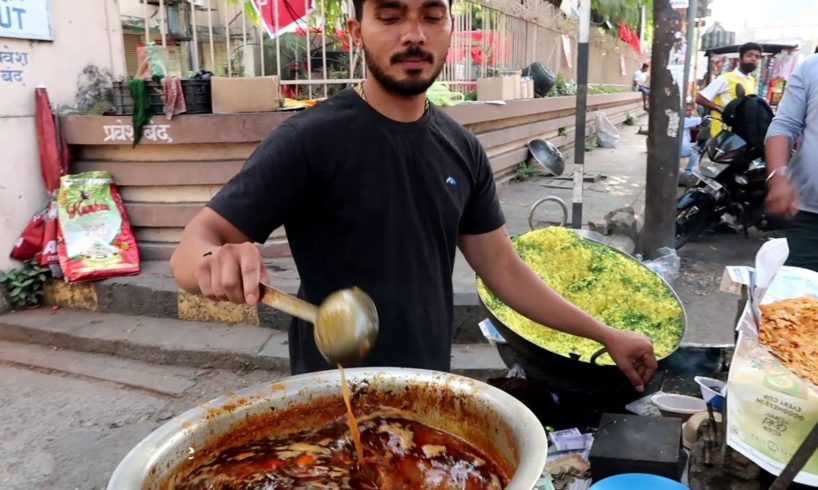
[259,283,318,324]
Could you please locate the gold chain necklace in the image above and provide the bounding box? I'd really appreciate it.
[355,81,430,112]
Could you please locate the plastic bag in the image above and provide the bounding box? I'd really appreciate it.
[478,318,507,344]
[426,82,465,106]
[505,363,527,380]
[642,247,681,284]
[487,364,527,394]
[10,205,47,261]
[39,199,61,274]
[56,171,140,282]
[135,43,170,80]
[594,111,620,148]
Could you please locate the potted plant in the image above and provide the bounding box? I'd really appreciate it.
[0,259,50,310]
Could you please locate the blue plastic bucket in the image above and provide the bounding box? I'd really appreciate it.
[590,473,689,490]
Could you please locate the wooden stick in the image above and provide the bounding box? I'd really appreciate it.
[144,0,151,44]
[223,0,231,76]
[190,0,200,72]
[719,398,728,470]
[159,0,167,47]
[241,0,247,76]
[707,403,719,440]
[259,24,265,76]
[770,421,818,490]
[207,0,216,71]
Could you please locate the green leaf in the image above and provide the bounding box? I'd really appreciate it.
[10,287,22,296]
[21,278,34,287]
[38,274,46,282]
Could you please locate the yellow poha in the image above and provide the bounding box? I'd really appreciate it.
[477,227,684,365]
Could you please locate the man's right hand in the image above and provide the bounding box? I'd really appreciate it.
[766,176,799,217]
[195,242,268,305]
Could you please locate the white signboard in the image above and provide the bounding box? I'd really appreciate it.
[0,0,53,41]
[670,0,689,8]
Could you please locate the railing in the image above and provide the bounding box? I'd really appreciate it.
[134,0,642,98]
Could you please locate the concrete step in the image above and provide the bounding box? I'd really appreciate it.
[0,309,507,381]
[42,259,490,345]
[0,339,199,397]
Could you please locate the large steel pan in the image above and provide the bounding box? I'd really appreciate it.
[108,368,548,489]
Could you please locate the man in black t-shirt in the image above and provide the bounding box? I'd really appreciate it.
[171,0,658,391]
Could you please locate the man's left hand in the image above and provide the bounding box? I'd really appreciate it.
[603,330,658,393]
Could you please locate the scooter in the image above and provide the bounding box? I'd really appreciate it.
[675,98,778,249]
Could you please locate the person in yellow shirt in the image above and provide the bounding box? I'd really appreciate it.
[696,42,763,137]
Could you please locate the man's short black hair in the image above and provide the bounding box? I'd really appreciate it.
[740,42,763,58]
[353,0,452,20]
[641,63,649,70]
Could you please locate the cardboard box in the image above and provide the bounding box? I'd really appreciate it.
[719,267,745,295]
[510,71,521,99]
[476,76,516,101]
[210,76,280,113]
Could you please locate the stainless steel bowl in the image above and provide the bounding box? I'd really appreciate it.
[108,368,548,489]
[526,139,565,176]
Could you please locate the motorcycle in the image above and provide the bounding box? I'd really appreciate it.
[675,96,778,249]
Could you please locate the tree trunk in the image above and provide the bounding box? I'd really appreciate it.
[641,0,684,258]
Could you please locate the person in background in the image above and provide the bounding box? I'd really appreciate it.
[681,102,703,175]
[633,63,650,110]
[697,42,763,137]
[710,55,726,79]
[765,54,818,272]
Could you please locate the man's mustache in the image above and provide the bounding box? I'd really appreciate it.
[390,46,434,64]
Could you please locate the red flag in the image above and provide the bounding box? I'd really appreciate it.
[35,88,66,194]
[251,0,312,38]
[10,87,70,274]
[35,88,69,272]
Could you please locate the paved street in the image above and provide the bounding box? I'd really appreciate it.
[497,120,649,234]
[0,342,282,490]
[675,232,767,345]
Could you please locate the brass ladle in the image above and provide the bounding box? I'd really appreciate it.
[258,283,379,366]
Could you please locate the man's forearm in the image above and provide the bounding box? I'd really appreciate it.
[765,135,793,173]
[484,255,615,345]
[696,94,720,113]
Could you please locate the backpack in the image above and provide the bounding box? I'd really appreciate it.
[721,95,774,152]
